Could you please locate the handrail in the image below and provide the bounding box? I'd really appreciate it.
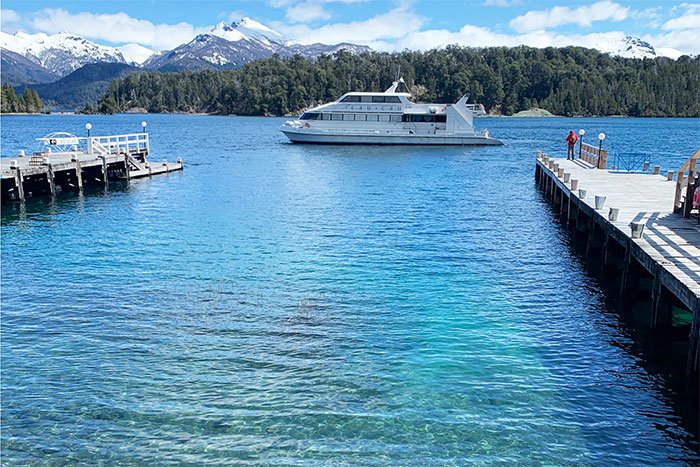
[87,133,149,157]
[579,142,607,169]
[673,147,700,216]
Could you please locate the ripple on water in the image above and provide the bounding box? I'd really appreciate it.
[1,115,698,464]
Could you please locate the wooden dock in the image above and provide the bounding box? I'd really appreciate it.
[535,151,700,382]
[1,132,182,202]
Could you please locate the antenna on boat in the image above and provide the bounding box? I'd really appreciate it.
[396,65,401,83]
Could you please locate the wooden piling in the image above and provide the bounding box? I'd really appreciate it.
[46,164,56,197]
[14,168,24,201]
[536,152,700,384]
[75,160,83,192]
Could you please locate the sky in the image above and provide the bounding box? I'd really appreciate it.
[1,0,699,54]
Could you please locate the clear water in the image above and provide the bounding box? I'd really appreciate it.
[2,114,699,465]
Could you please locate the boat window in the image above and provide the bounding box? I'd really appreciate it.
[341,95,361,103]
[389,114,402,122]
[385,96,401,103]
[343,114,355,121]
[378,114,390,122]
[356,114,367,121]
[371,96,386,103]
[401,114,447,123]
[331,114,343,121]
[300,112,320,120]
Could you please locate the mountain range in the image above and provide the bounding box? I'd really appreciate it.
[0,18,690,108]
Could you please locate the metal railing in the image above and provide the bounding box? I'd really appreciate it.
[609,152,653,173]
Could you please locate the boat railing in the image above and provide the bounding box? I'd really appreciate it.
[464,104,486,115]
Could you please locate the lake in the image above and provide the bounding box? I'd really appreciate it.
[1,114,699,464]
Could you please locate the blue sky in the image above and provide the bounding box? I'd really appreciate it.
[1,1,698,54]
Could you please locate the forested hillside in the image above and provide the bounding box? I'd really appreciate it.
[1,83,43,113]
[97,46,700,117]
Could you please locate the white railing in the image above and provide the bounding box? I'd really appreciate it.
[87,133,149,157]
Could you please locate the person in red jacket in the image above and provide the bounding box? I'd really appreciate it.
[566,130,578,160]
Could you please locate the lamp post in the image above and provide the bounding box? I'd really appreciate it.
[598,132,606,169]
[85,122,92,137]
[578,129,585,160]
[141,121,147,134]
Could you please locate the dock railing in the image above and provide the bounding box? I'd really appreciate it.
[673,147,700,217]
[87,133,149,158]
[579,142,607,169]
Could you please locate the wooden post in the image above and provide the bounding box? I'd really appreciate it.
[687,304,699,378]
[47,164,56,197]
[124,154,131,180]
[651,275,673,334]
[15,168,25,201]
[75,160,83,192]
[600,232,611,277]
[101,156,108,184]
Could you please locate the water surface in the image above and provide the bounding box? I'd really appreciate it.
[2,115,699,464]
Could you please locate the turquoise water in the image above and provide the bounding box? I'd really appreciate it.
[1,115,699,464]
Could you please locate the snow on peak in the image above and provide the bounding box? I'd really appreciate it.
[0,30,126,76]
[596,35,657,59]
[235,17,282,38]
[118,43,155,64]
[210,21,246,42]
[209,18,284,46]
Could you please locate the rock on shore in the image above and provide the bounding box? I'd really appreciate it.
[512,108,556,117]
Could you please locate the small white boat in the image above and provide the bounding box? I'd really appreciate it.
[281,78,502,146]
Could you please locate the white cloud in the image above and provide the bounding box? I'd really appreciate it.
[272,0,370,23]
[26,8,208,50]
[509,1,630,33]
[647,29,700,55]
[662,13,700,31]
[656,3,700,52]
[286,2,332,23]
[671,3,700,15]
[274,5,424,45]
[395,24,627,51]
[1,9,21,32]
[224,10,248,23]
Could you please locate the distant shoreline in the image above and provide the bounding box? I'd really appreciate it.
[1,112,695,118]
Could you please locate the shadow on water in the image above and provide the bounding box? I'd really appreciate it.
[1,182,130,225]
[540,191,700,453]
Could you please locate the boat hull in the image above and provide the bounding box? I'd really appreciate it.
[281,129,503,146]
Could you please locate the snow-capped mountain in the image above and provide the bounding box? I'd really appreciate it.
[0,48,59,85]
[0,30,126,76]
[596,35,685,59]
[143,33,274,70]
[118,43,155,65]
[211,17,283,45]
[144,18,370,72]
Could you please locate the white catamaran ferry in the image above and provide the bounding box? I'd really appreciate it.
[281,79,502,145]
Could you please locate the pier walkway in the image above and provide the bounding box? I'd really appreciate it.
[1,132,182,201]
[535,152,700,382]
